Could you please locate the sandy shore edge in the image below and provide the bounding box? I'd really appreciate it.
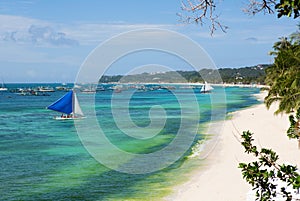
[167,91,300,201]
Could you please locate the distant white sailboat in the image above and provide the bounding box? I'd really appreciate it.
[200,82,214,93]
[0,81,8,91]
[47,89,85,120]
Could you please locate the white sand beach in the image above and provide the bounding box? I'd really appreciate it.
[170,92,300,201]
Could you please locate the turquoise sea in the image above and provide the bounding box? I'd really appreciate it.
[0,83,260,200]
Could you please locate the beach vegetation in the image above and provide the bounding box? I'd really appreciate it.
[239,27,300,200]
[287,108,300,141]
[264,29,300,115]
[263,27,300,145]
[239,131,300,201]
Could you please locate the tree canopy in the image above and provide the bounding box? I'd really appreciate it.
[99,65,267,84]
[264,27,300,114]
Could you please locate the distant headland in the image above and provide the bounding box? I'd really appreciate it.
[99,64,268,85]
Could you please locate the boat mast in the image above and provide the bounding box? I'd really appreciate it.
[71,90,75,117]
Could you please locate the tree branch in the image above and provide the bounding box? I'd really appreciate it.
[243,0,277,15]
[179,0,228,35]
[178,0,281,35]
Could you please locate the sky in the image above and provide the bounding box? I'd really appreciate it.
[0,0,298,83]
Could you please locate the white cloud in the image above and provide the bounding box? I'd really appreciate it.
[0,14,186,69]
[0,15,79,47]
[0,14,182,48]
[28,25,79,46]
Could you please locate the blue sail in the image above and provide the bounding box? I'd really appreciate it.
[47,90,73,114]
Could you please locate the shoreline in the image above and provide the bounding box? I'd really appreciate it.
[167,91,300,201]
[100,82,267,88]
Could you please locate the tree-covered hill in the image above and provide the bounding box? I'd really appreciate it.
[99,64,269,84]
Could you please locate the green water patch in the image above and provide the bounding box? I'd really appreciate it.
[0,84,261,201]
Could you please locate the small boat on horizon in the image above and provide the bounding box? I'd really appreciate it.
[37,86,55,92]
[0,81,8,91]
[200,81,214,93]
[47,89,85,120]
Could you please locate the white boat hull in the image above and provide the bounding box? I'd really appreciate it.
[54,116,86,120]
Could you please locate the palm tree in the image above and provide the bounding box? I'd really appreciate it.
[270,37,291,55]
[265,32,300,114]
[264,30,300,148]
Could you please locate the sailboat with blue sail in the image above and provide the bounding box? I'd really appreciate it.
[47,89,84,120]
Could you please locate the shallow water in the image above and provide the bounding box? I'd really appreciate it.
[0,84,260,200]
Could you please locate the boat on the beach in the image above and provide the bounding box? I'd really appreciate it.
[47,89,85,120]
[200,82,214,93]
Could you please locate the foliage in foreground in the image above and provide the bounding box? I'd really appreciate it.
[287,108,300,140]
[239,131,300,201]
